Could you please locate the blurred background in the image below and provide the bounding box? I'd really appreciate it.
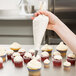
[0,0,76,45]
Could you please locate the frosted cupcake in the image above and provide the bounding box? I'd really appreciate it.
[41,44,52,56]
[32,55,41,62]
[63,61,71,70]
[41,51,49,62]
[56,42,68,57]
[6,49,14,60]
[23,52,32,64]
[0,57,3,69]
[27,59,41,76]
[53,55,62,67]
[0,47,6,62]
[11,52,20,63]
[67,53,76,65]
[14,56,23,67]
[44,59,50,68]
[18,48,26,57]
[29,49,35,56]
[10,42,21,52]
[52,51,61,57]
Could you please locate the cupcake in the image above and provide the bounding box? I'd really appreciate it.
[23,52,32,64]
[44,59,50,68]
[41,51,49,62]
[41,44,52,56]
[18,48,26,57]
[10,42,21,52]
[27,59,41,76]
[29,49,35,56]
[52,51,61,57]
[0,47,6,62]
[6,49,14,60]
[14,56,23,67]
[56,42,68,57]
[11,52,20,63]
[0,57,3,69]
[67,53,76,65]
[53,55,62,67]
[32,55,41,62]
[63,61,71,70]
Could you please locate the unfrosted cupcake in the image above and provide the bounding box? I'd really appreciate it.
[10,42,21,52]
[11,52,20,63]
[18,48,26,57]
[41,51,49,62]
[52,51,61,57]
[44,59,50,68]
[29,49,35,56]
[14,56,23,67]
[23,52,32,64]
[32,55,41,62]
[0,57,3,69]
[41,44,52,56]
[56,42,68,57]
[0,47,6,62]
[27,59,41,76]
[6,49,14,60]
[53,55,62,67]
[63,61,71,70]
[67,53,76,65]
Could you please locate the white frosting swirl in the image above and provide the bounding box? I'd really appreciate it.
[24,52,32,58]
[54,55,62,60]
[67,53,76,58]
[29,49,35,53]
[27,59,41,69]
[56,42,68,51]
[32,55,41,60]
[14,56,23,62]
[63,61,71,66]
[41,44,52,50]
[41,52,49,57]
[18,48,26,52]
[0,47,6,56]
[0,57,3,63]
[10,42,21,49]
[6,50,14,55]
[12,52,20,57]
[44,59,50,64]
[52,51,61,56]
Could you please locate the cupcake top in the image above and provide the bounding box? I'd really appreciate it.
[54,55,62,60]
[18,48,26,53]
[6,50,14,55]
[63,61,71,67]
[41,44,52,51]
[67,53,76,58]
[10,42,21,49]
[0,57,3,63]
[12,52,20,57]
[24,52,32,58]
[14,56,23,62]
[0,47,6,56]
[32,55,41,60]
[56,42,68,51]
[41,51,49,57]
[52,51,61,56]
[44,59,50,64]
[27,59,41,69]
[29,49,35,53]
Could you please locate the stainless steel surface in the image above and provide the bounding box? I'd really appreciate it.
[0,45,76,76]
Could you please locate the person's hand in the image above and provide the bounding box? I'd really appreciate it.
[33,11,63,30]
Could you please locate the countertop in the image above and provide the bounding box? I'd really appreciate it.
[0,45,76,76]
